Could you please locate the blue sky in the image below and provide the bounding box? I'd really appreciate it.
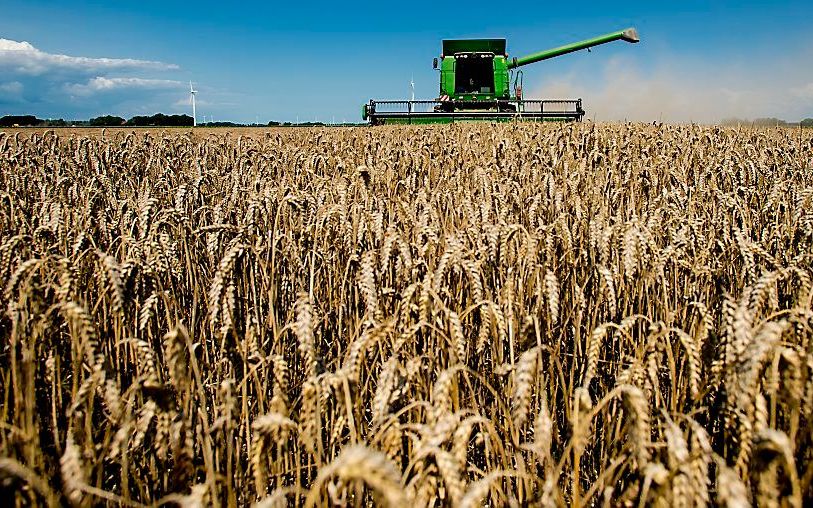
[1,0,812,123]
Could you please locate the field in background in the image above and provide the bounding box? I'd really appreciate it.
[1,124,812,506]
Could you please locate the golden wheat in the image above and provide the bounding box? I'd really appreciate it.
[1,123,812,506]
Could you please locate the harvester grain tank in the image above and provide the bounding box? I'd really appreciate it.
[363,28,639,125]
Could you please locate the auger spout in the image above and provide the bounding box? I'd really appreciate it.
[508,28,639,69]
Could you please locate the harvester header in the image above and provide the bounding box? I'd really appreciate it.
[363,27,640,125]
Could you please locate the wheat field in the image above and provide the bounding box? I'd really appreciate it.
[1,124,812,507]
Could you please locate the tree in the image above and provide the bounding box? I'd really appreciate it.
[801,118,813,128]
[0,115,42,127]
[751,117,787,127]
[125,114,194,127]
[89,115,125,126]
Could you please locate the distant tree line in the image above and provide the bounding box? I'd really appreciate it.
[266,121,361,127]
[203,121,243,127]
[89,115,126,126]
[126,114,193,126]
[274,121,325,127]
[0,113,193,127]
[721,117,813,128]
[0,114,364,128]
[0,115,46,127]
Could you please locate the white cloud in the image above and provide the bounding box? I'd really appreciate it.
[65,77,183,96]
[0,38,188,118]
[0,81,23,94]
[0,38,178,75]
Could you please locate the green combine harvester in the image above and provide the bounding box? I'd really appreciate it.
[363,28,639,125]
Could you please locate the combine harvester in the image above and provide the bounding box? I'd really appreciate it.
[363,28,639,125]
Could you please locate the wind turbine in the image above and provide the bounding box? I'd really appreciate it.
[189,81,197,127]
[410,75,415,102]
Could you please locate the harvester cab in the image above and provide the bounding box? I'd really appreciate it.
[363,28,639,125]
[437,39,509,104]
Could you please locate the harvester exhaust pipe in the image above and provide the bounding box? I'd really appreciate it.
[509,27,640,68]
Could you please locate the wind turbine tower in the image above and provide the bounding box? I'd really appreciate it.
[189,81,198,127]
[410,75,415,102]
